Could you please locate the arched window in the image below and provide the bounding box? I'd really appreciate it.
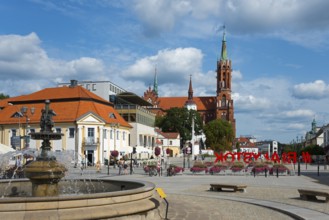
[221,95,226,107]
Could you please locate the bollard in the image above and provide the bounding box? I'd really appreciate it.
[276,167,279,178]
[318,162,320,176]
[253,169,256,178]
[265,169,267,178]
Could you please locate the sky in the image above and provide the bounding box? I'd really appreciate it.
[1,0,329,144]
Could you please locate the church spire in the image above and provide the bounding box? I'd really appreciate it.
[220,26,228,61]
[153,67,158,96]
[188,75,193,100]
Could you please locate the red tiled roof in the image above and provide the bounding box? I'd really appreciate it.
[158,96,216,111]
[9,86,108,104]
[155,128,180,139]
[0,86,131,128]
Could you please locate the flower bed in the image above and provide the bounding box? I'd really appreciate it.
[251,163,270,174]
[230,161,245,172]
[168,164,184,174]
[269,164,289,175]
[143,165,160,173]
[190,163,208,173]
[209,164,228,174]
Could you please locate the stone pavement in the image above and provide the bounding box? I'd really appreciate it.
[68,160,329,220]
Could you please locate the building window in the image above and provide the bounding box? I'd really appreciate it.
[110,130,113,139]
[56,128,61,133]
[123,131,125,140]
[11,129,17,136]
[116,131,119,140]
[170,141,172,145]
[103,129,107,139]
[69,128,75,138]
[87,128,95,143]
[30,129,35,133]
[92,84,96,91]
[86,84,90,90]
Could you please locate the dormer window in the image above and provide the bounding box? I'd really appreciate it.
[11,112,23,118]
[109,113,116,119]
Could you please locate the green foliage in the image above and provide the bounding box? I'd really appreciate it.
[302,145,325,155]
[155,107,203,145]
[282,145,295,153]
[203,119,234,152]
[0,93,9,100]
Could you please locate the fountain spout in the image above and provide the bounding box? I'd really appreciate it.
[24,100,67,197]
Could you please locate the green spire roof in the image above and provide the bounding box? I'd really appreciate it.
[220,26,228,61]
[153,67,158,95]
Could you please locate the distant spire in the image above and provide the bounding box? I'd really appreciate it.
[220,25,228,61]
[188,75,193,100]
[153,67,158,96]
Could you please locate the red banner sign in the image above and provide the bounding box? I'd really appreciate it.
[214,152,312,164]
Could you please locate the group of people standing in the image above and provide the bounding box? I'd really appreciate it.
[118,159,129,175]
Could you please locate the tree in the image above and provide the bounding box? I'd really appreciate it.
[155,107,203,146]
[302,145,325,155]
[203,119,234,152]
[0,93,9,100]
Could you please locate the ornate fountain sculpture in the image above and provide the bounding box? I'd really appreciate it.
[24,100,67,197]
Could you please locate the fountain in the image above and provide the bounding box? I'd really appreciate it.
[0,100,164,219]
[24,99,66,197]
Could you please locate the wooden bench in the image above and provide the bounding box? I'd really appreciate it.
[210,184,247,192]
[298,189,329,203]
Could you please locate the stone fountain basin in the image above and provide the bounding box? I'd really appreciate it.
[0,179,163,220]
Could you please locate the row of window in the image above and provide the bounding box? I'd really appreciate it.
[11,128,76,138]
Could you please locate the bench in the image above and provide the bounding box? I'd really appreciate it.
[298,189,329,203]
[210,184,247,192]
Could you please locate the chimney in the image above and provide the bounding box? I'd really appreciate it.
[70,80,78,88]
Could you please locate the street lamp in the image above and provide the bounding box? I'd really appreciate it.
[110,123,119,168]
[296,136,301,176]
[20,106,35,149]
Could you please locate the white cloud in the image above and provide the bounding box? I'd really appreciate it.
[233,93,271,112]
[130,0,329,48]
[0,33,107,96]
[122,47,203,85]
[232,70,242,81]
[281,109,314,119]
[292,80,329,99]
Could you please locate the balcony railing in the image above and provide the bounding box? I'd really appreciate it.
[83,137,99,145]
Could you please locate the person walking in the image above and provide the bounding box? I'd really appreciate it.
[118,159,123,175]
[123,161,128,175]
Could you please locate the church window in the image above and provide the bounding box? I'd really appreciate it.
[221,96,226,107]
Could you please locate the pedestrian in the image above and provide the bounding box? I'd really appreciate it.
[118,159,123,175]
[96,161,101,173]
[123,161,128,175]
[80,160,84,175]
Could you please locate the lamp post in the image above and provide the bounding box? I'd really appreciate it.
[110,123,119,168]
[20,106,35,149]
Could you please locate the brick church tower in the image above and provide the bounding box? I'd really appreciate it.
[142,28,236,136]
[216,28,236,135]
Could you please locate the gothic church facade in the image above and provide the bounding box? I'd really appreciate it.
[143,30,236,136]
